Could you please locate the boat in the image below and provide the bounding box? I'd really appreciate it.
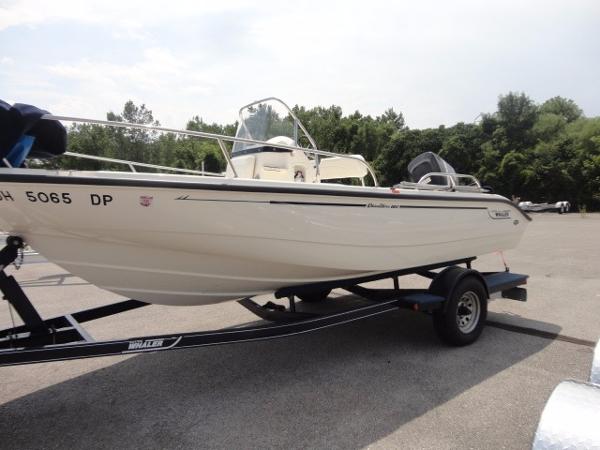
[0,97,530,306]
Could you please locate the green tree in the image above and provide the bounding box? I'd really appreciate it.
[539,96,583,123]
[496,92,538,148]
[105,101,160,164]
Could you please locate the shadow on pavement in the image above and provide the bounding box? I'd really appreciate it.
[0,310,560,449]
[17,273,88,287]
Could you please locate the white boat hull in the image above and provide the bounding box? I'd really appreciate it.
[0,170,529,305]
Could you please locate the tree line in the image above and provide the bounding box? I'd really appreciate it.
[52,92,600,210]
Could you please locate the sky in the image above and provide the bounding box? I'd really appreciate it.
[1,0,599,131]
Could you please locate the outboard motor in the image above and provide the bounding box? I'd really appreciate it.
[408,152,455,185]
[0,100,66,167]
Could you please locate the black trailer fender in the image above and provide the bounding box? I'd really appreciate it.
[428,266,489,313]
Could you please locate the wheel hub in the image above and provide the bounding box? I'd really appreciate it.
[456,291,481,334]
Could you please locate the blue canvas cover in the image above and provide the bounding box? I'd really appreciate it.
[0,100,66,166]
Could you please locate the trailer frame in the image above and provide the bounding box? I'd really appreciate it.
[0,236,528,367]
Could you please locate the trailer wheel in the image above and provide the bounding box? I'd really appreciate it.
[298,289,332,303]
[433,277,487,346]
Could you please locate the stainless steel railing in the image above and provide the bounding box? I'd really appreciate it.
[41,111,379,186]
[417,172,482,189]
[62,152,224,176]
[394,172,485,192]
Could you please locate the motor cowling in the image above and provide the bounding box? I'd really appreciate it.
[408,152,455,185]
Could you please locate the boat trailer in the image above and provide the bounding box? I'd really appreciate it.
[0,236,528,367]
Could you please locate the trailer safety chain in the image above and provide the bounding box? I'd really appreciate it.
[496,251,509,272]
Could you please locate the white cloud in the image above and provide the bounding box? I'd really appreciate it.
[41,47,217,123]
[111,26,151,42]
[46,48,196,88]
[1,0,599,132]
[0,0,250,31]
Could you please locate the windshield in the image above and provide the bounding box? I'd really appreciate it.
[232,98,314,155]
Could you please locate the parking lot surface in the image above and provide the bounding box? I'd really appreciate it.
[0,214,598,449]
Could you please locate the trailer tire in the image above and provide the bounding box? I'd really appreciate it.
[433,277,487,346]
[298,289,331,303]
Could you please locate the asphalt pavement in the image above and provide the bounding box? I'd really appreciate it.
[0,213,598,449]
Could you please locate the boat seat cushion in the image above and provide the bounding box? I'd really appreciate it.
[228,154,256,178]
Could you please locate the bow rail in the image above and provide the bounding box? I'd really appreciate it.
[41,113,379,186]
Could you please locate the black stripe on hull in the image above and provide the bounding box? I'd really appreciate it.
[0,172,531,221]
[175,196,488,210]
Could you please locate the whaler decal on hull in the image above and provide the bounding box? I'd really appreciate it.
[488,209,512,219]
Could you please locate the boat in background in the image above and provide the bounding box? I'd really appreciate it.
[0,98,530,306]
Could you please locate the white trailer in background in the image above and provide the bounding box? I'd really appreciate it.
[519,201,571,214]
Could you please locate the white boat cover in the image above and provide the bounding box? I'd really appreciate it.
[532,379,600,450]
[592,338,600,385]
